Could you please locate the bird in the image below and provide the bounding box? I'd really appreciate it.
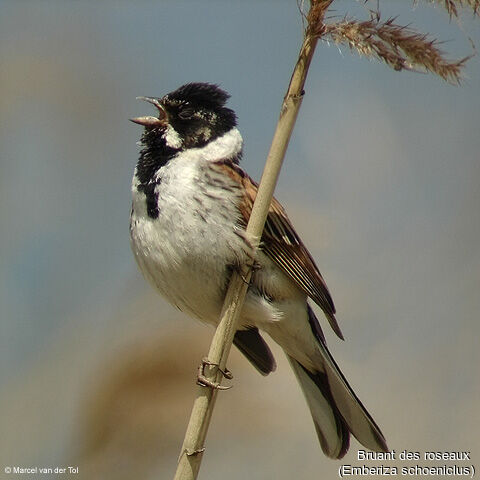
[129,82,388,459]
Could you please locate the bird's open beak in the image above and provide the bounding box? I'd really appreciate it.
[130,96,168,127]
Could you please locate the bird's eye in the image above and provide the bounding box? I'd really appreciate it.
[178,106,194,120]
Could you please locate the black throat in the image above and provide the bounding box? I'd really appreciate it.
[135,130,180,219]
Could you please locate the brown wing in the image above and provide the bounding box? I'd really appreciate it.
[213,160,344,340]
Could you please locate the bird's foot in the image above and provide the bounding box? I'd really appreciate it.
[197,357,233,390]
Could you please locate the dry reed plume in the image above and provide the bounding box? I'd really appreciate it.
[305,0,478,84]
[423,0,479,18]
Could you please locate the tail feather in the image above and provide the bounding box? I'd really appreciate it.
[314,336,388,453]
[287,307,388,457]
[288,356,350,458]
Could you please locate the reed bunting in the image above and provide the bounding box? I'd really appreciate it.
[129,83,387,458]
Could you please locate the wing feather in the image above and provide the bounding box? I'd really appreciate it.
[212,160,344,339]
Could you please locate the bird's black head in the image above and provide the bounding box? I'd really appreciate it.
[131,83,237,152]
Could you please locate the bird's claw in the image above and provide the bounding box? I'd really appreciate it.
[197,357,233,390]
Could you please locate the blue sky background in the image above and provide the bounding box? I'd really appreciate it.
[1,1,479,479]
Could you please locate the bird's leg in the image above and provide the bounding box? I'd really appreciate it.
[197,357,233,390]
[231,259,261,285]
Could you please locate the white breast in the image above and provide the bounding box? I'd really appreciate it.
[130,128,250,324]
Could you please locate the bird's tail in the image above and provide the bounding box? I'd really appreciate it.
[287,309,388,458]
